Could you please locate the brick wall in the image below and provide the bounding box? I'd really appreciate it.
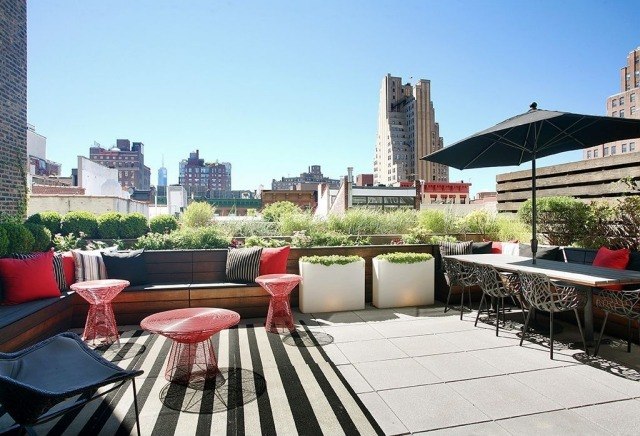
[0,0,27,216]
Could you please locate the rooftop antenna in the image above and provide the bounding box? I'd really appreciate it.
[161,154,165,168]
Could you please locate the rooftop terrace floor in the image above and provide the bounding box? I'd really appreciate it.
[4,304,640,435]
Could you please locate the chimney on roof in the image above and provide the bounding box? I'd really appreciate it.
[347,167,353,183]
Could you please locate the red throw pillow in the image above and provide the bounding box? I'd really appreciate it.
[259,246,291,275]
[592,246,630,291]
[0,250,61,304]
[61,251,76,288]
[491,242,502,254]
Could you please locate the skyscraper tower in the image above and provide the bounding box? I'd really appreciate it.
[158,155,167,187]
[374,74,448,186]
[584,47,640,159]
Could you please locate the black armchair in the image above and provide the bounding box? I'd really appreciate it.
[0,332,143,435]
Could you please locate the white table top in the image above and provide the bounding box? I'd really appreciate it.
[445,254,640,287]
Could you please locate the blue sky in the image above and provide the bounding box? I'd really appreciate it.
[27,0,639,195]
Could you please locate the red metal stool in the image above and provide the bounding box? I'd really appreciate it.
[256,274,302,334]
[141,308,240,385]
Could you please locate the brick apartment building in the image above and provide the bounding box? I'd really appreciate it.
[0,0,27,215]
[178,150,231,199]
[89,139,151,190]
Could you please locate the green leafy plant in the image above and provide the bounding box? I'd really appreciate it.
[149,214,179,234]
[135,232,174,250]
[261,201,302,222]
[61,211,98,237]
[52,233,85,251]
[460,210,499,236]
[168,227,232,249]
[97,212,122,239]
[0,222,35,254]
[26,211,62,235]
[0,226,9,257]
[493,215,531,242]
[375,252,433,264]
[182,201,215,228]
[299,255,363,266]
[417,209,462,234]
[327,209,417,235]
[518,196,588,245]
[243,236,288,247]
[24,222,52,252]
[120,213,149,239]
[277,210,317,235]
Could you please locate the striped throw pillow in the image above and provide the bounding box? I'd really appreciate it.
[72,248,116,282]
[11,251,67,291]
[439,241,473,257]
[226,247,263,283]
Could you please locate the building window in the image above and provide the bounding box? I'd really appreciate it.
[631,93,637,103]
[612,111,617,117]
[612,99,617,107]
[604,147,609,156]
[587,150,592,158]
[631,106,636,115]
[620,110,625,118]
[622,143,627,153]
[630,142,636,152]
[611,145,617,155]
[620,96,625,105]
[594,149,599,157]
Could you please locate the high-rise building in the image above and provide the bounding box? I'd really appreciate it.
[272,165,340,190]
[89,139,151,190]
[0,0,27,215]
[374,74,448,186]
[584,47,640,160]
[178,150,231,198]
[158,157,168,187]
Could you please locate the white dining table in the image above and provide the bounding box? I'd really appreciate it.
[445,254,640,343]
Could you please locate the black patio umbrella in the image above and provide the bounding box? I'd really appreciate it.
[422,103,640,263]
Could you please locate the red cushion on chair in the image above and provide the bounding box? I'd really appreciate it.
[0,250,61,304]
[61,251,76,287]
[259,246,291,275]
[491,242,502,254]
[592,246,630,291]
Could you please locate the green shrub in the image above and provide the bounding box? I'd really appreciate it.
[518,196,588,245]
[52,233,85,251]
[135,232,174,250]
[24,222,52,252]
[493,215,531,242]
[417,209,462,234]
[61,211,98,237]
[170,227,232,249]
[291,230,364,247]
[327,209,417,235]
[244,236,288,247]
[97,212,122,239]
[26,211,62,235]
[278,211,317,235]
[375,252,433,263]
[149,214,179,234]
[0,226,8,257]
[460,210,499,236]
[261,201,302,222]
[182,202,214,228]
[580,197,640,250]
[0,222,35,254]
[299,255,362,266]
[120,213,149,239]
[216,219,279,237]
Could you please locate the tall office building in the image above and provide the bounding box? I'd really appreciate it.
[178,150,231,198]
[272,165,340,190]
[584,47,640,159]
[374,74,448,186]
[158,157,168,187]
[89,139,151,190]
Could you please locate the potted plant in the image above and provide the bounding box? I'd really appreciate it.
[372,252,435,308]
[298,255,365,313]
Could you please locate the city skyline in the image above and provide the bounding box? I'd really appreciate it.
[26,1,639,195]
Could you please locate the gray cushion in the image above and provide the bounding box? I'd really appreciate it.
[225,247,263,283]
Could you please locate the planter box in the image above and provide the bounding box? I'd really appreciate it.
[298,259,365,313]
[372,258,435,308]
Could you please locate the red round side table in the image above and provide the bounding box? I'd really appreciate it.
[256,274,302,334]
[70,279,129,347]
[140,308,240,385]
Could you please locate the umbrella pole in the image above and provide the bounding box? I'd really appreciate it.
[531,154,537,264]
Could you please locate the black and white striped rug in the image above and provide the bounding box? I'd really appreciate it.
[5,326,383,435]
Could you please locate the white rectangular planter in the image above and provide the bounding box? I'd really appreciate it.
[372,258,435,308]
[298,259,365,313]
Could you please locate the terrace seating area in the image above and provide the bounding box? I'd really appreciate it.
[1,245,640,434]
[1,304,639,434]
